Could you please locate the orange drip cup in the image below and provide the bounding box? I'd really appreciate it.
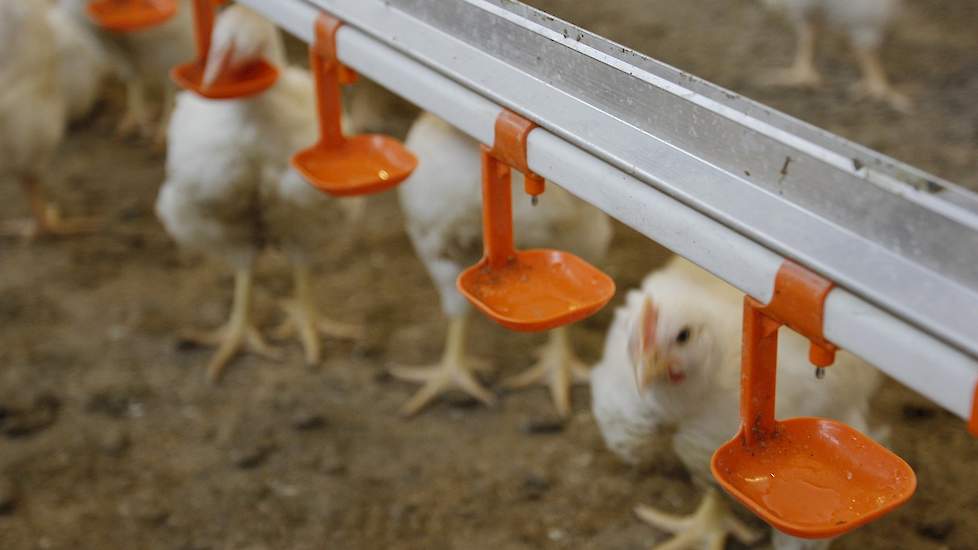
[711,262,916,539]
[291,14,417,196]
[457,111,614,332]
[170,0,279,99]
[87,0,178,32]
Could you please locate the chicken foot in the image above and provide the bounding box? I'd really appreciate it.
[152,84,177,150]
[117,80,155,139]
[851,46,912,113]
[389,313,496,417]
[0,175,99,239]
[181,269,281,383]
[760,20,822,88]
[272,264,364,366]
[635,488,762,550]
[501,326,589,418]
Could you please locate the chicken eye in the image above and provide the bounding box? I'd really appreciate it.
[676,327,691,345]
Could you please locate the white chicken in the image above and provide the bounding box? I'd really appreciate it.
[0,0,97,237]
[762,0,912,112]
[58,0,195,143]
[591,257,883,549]
[156,5,362,382]
[395,113,613,417]
[46,1,114,122]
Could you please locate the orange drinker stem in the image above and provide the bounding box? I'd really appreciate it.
[307,14,361,149]
[190,0,216,63]
[309,33,344,150]
[740,301,780,447]
[481,151,516,269]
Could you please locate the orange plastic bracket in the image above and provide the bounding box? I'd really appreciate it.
[312,14,359,86]
[87,0,178,32]
[489,112,546,197]
[970,382,978,437]
[289,13,417,197]
[712,260,916,539]
[304,13,357,151]
[170,0,279,99]
[755,261,838,369]
[456,110,615,332]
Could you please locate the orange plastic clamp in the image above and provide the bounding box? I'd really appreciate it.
[490,111,545,197]
[970,382,978,437]
[752,260,837,367]
[314,13,358,85]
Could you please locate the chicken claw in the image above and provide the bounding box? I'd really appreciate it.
[850,71,912,113]
[272,300,364,366]
[759,20,821,89]
[182,323,282,383]
[178,269,281,382]
[850,80,913,113]
[759,64,822,88]
[0,209,100,240]
[2,177,99,240]
[635,488,762,550]
[851,47,913,113]
[389,314,495,417]
[502,326,589,418]
[270,265,363,366]
[116,80,154,140]
[389,362,496,417]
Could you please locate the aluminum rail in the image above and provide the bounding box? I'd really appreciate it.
[288,0,978,361]
[237,0,978,423]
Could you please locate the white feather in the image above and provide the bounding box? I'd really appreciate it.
[47,2,112,121]
[0,0,66,179]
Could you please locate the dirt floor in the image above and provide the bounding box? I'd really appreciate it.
[1,1,977,549]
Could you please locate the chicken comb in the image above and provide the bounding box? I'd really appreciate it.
[628,296,658,366]
[641,296,658,350]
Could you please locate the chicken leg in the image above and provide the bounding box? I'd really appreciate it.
[635,488,762,550]
[851,46,912,113]
[273,264,364,366]
[181,269,281,383]
[153,84,177,149]
[0,175,99,239]
[501,326,589,418]
[761,20,822,88]
[117,80,153,139]
[389,312,496,417]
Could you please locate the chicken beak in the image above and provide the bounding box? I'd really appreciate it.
[636,348,671,391]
